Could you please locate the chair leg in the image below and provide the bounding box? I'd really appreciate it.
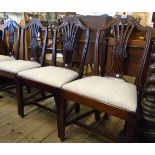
[94,110,100,121]
[90,64,94,71]
[124,119,136,142]
[41,91,46,98]
[85,64,88,75]
[55,93,67,142]
[75,103,80,113]
[16,81,24,118]
[26,86,31,93]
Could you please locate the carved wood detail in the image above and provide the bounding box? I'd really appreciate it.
[138,40,155,142]
[52,17,90,77]
[1,19,20,59]
[21,19,48,65]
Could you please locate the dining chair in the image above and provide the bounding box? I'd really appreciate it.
[58,15,152,142]
[16,17,90,139]
[0,19,20,61]
[0,19,48,96]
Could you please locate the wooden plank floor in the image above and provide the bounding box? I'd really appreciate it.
[0,89,125,143]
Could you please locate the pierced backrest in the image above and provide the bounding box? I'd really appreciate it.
[52,17,90,78]
[21,19,48,66]
[94,15,152,91]
[1,19,20,59]
[48,20,62,48]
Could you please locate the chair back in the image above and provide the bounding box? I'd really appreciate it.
[94,15,152,93]
[52,17,90,78]
[76,15,112,66]
[1,19,20,59]
[48,20,62,51]
[21,19,48,66]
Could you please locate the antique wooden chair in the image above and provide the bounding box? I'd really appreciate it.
[0,19,48,96]
[16,17,90,139]
[58,16,152,142]
[0,19,20,61]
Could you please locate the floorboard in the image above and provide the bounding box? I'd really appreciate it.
[0,88,124,143]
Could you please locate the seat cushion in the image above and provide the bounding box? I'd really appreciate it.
[18,66,79,88]
[0,55,15,61]
[62,76,137,112]
[0,60,41,73]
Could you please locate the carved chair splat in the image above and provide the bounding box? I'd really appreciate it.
[0,19,48,96]
[0,19,20,61]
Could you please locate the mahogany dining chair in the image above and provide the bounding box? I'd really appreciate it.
[58,15,152,142]
[16,17,90,138]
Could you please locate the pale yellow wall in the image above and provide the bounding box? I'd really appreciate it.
[132,12,148,26]
[116,12,154,26]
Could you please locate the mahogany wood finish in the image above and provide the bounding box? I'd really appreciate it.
[21,19,48,65]
[138,40,155,142]
[0,19,48,96]
[105,39,146,77]
[70,15,112,75]
[16,17,90,138]
[0,19,20,58]
[0,20,20,93]
[52,17,89,75]
[76,15,112,63]
[72,15,146,77]
[45,20,62,59]
[0,31,4,55]
[40,20,61,56]
[58,15,152,142]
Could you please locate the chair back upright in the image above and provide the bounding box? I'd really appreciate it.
[52,17,90,78]
[76,15,112,68]
[1,19,20,59]
[21,19,48,66]
[94,15,152,95]
[47,20,62,53]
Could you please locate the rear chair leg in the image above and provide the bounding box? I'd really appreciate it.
[94,110,100,121]
[41,91,46,98]
[124,119,136,142]
[16,81,24,118]
[75,103,80,113]
[26,86,31,93]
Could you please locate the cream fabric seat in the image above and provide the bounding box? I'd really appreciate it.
[62,76,137,112]
[0,55,15,61]
[18,66,79,88]
[0,60,41,74]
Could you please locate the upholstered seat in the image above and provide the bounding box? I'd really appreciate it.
[0,55,15,61]
[63,76,137,112]
[18,66,79,88]
[0,60,41,73]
